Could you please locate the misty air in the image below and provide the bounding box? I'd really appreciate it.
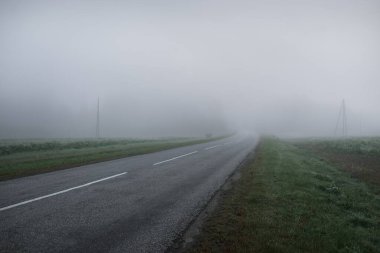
[0,1,379,252]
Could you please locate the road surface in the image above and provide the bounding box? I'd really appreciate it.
[0,135,258,253]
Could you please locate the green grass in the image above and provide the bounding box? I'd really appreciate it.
[295,137,380,193]
[294,137,380,156]
[0,137,222,181]
[190,138,380,253]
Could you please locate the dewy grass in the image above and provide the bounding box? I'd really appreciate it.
[0,137,223,181]
[295,137,380,193]
[190,138,380,253]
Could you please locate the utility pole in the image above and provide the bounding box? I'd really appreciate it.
[343,99,347,137]
[334,99,348,138]
[96,97,100,138]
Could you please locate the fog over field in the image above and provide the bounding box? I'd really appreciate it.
[0,0,379,138]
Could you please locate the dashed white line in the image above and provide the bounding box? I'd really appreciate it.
[205,145,221,150]
[0,172,127,212]
[153,151,199,166]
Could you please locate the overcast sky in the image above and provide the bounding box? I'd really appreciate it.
[0,0,379,138]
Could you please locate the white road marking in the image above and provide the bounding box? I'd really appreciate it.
[153,151,198,166]
[205,145,221,150]
[0,172,127,212]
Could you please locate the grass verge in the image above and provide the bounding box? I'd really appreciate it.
[0,137,222,181]
[189,137,380,253]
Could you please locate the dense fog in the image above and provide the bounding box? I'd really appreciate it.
[1,0,379,138]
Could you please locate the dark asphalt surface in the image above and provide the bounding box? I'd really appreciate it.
[0,134,258,253]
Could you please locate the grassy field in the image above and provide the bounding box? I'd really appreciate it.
[295,138,380,193]
[189,138,380,253]
[0,137,220,181]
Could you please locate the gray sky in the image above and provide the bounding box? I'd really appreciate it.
[0,0,379,138]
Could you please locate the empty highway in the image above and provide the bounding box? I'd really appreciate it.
[0,135,258,253]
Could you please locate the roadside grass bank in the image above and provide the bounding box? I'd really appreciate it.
[189,138,380,253]
[0,137,222,181]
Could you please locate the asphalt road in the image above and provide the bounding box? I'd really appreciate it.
[0,134,258,253]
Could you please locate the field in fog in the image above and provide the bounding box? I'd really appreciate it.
[0,137,220,181]
[1,1,379,252]
[296,137,380,192]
